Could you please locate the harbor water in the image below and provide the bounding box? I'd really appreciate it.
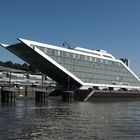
[1,98,140,140]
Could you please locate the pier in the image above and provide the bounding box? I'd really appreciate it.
[35,90,48,103]
[75,89,140,101]
[1,88,16,103]
[62,91,75,102]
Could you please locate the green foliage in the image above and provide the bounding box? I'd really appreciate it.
[0,61,38,74]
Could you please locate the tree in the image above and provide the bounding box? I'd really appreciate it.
[22,63,29,71]
[5,61,13,68]
[28,64,38,74]
[0,61,38,74]
[14,63,22,70]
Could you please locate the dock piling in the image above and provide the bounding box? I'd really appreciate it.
[35,90,48,103]
[62,91,74,102]
[1,89,16,103]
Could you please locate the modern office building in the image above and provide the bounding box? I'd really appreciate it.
[1,38,140,90]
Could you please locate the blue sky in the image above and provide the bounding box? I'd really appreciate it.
[0,0,140,75]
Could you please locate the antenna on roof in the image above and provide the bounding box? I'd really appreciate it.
[63,41,71,49]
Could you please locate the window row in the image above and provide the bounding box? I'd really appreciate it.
[37,46,122,67]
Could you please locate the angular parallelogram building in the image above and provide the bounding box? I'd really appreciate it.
[1,38,140,90]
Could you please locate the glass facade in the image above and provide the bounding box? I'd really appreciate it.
[36,46,140,87]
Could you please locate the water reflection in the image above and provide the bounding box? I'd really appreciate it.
[0,102,16,107]
[0,99,140,139]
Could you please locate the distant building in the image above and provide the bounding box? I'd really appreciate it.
[1,38,140,90]
[0,65,55,87]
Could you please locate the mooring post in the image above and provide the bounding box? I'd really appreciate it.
[62,91,74,102]
[9,71,12,89]
[1,89,16,103]
[35,90,48,103]
[25,85,28,96]
[42,74,44,90]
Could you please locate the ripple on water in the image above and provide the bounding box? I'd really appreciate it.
[1,99,140,140]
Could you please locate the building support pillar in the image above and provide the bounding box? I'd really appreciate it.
[1,89,16,103]
[62,91,74,102]
[35,90,48,103]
